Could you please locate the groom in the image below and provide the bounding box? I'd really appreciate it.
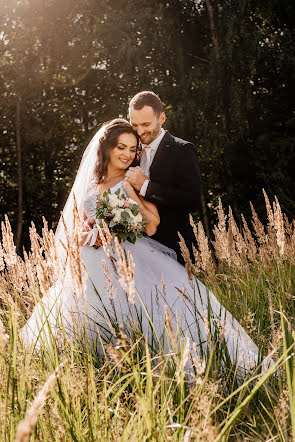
[125,91,201,264]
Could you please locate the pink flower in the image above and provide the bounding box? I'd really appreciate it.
[123,200,130,208]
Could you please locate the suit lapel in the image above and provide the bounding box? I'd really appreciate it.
[149,131,174,175]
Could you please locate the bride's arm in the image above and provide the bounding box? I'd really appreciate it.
[123,179,160,236]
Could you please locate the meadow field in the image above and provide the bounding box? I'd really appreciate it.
[0,192,294,441]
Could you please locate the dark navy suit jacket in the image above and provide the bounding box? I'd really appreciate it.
[144,132,201,263]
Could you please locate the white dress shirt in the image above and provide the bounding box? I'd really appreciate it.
[139,129,166,196]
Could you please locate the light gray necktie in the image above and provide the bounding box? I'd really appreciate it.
[141,145,156,177]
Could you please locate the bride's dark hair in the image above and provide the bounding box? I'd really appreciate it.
[94,118,140,184]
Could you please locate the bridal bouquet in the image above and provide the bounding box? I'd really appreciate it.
[95,188,147,243]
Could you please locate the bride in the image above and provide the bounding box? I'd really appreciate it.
[21,119,267,371]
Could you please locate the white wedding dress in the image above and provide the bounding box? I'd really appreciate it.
[21,181,268,372]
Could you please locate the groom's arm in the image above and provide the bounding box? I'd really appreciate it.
[145,143,201,211]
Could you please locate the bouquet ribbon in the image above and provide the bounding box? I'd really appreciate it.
[82,226,99,247]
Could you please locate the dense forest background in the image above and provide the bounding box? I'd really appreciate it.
[0,0,294,252]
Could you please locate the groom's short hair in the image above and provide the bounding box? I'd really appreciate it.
[129,91,163,116]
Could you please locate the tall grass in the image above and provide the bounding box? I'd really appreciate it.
[0,191,294,441]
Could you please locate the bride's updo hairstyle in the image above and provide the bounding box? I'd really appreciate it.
[94,118,139,184]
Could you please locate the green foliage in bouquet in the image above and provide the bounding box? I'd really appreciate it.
[96,188,148,244]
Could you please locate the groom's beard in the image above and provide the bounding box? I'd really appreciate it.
[139,121,162,145]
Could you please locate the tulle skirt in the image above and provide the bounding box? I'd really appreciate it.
[21,237,269,371]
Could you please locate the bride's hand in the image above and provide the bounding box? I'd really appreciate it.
[79,231,89,246]
[81,219,94,233]
[79,220,94,246]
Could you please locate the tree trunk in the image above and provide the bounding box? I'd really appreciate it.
[205,0,238,216]
[205,0,220,60]
[201,186,211,239]
[15,98,23,252]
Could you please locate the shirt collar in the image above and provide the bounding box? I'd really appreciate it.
[144,128,166,150]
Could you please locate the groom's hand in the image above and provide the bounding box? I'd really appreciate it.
[125,166,148,192]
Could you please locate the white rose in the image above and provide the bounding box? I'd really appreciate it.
[136,213,142,223]
[112,207,122,223]
[131,213,142,226]
[109,194,120,208]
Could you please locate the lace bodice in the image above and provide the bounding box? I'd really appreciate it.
[83,192,98,220]
[83,180,126,220]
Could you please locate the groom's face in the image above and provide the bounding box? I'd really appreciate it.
[129,105,165,145]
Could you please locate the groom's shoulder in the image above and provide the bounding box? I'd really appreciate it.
[165,132,197,152]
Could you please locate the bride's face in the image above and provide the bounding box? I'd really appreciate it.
[108,132,138,171]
